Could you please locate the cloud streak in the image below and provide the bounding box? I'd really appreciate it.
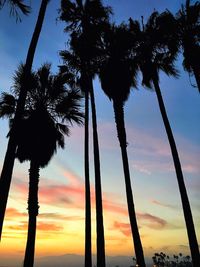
[112,211,167,237]
[7,221,63,232]
[151,199,177,210]
[137,212,167,230]
[98,122,200,175]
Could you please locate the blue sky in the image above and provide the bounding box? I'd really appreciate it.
[0,0,200,266]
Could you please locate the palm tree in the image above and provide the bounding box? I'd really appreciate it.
[0,0,50,240]
[99,23,146,267]
[0,0,30,20]
[59,1,111,267]
[0,63,84,267]
[176,0,200,92]
[131,11,200,266]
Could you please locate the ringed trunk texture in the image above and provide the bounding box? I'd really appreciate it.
[23,161,40,267]
[89,79,106,267]
[153,78,200,267]
[113,100,146,267]
[84,89,92,267]
[0,0,49,239]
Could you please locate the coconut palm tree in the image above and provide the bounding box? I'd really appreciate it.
[0,0,50,240]
[0,0,30,20]
[99,23,146,267]
[0,63,84,267]
[130,11,200,266]
[59,1,111,266]
[176,0,200,92]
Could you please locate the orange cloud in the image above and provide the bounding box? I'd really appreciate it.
[7,221,63,232]
[37,222,63,231]
[5,208,26,218]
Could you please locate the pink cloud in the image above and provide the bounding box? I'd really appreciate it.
[13,176,85,208]
[12,173,169,230]
[98,121,200,175]
[112,212,167,236]
[102,199,128,216]
[113,221,131,236]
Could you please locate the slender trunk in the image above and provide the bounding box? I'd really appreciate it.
[23,161,40,267]
[153,78,200,267]
[89,79,106,267]
[113,100,146,267]
[0,0,49,239]
[84,89,92,267]
[192,66,200,93]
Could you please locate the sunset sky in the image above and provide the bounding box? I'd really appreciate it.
[0,0,200,266]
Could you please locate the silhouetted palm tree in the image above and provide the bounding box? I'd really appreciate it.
[131,11,200,266]
[59,1,111,266]
[176,0,200,92]
[0,0,50,240]
[99,23,146,267]
[0,63,84,267]
[0,0,30,20]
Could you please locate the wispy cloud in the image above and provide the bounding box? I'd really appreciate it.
[151,199,177,210]
[39,213,84,221]
[113,221,131,237]
[97,121,200,175]
[137,212,167,230]
[7,221,63,232]
[112,212,167,237]
[5,208,26,218]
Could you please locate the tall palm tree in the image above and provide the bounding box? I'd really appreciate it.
[0,0,50,240]
[59,1,111,266]
[130,11,200,266]
[0,0,30,20]
[176,0,200,92]
[0,63,84,267]
[99,23,146,267]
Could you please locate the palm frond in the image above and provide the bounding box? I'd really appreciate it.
[56,122,70,136]
[55,88,84,126]
[1,0,31,21]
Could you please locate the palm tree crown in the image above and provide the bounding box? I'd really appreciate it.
[130,11,179,88]
[0,63,84,167]
[176,0,200,91]
[99,23,136,103]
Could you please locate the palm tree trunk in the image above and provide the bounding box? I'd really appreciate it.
[153,78,200,267]
[0,0,49,240]
[89,78,106,267]
[113,100,146,267]
[23,161,40,267]
[84,89,92,267]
